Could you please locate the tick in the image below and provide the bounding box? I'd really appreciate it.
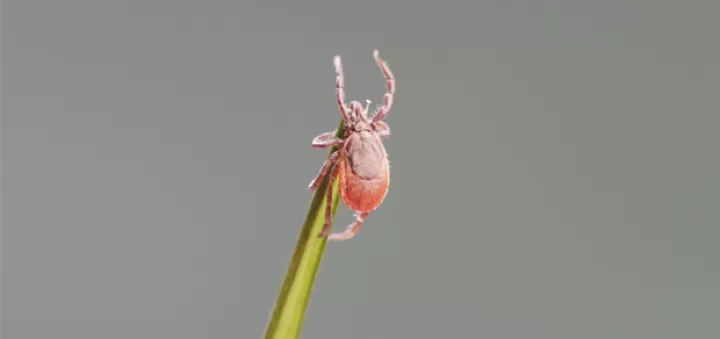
[308,49,395,241]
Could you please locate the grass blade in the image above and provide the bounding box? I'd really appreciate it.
[264,121,345,339]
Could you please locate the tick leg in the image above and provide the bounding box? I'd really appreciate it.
[373,121,391,138]
[334,55,350,122]
[328,211,370,241]
[320,163,341,237]
[308,151,339,192]
[312,130,343,149]
[371,49,395,123]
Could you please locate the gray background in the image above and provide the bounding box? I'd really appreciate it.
[3,0,720,338]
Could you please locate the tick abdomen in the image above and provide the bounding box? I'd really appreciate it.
[338,133,390,212]
[338,158,389,213]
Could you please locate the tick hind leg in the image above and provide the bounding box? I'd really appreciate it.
[327,211,371,241]
[308,151,339,193]
[319,162,341,237]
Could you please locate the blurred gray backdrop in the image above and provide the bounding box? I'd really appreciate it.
[3,0,720,338]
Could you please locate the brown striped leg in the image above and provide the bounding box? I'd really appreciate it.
[334,56,350,122]
[371,49,395,123]
[308,151,339,192]
[312,131,342,148]
[328,211,370,241]
[319,163,341,237]
[373,121,391,138]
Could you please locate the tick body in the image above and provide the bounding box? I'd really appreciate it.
[308,49,395,241]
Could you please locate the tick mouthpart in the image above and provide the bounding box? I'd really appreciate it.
[350,101,364,113]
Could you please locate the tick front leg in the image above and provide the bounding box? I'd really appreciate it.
[308,151,339,192]
[334,56,350,122]
[320,163,341,237]
[371,49,395,123]
[327,211,370,241]
[312,130,343,149]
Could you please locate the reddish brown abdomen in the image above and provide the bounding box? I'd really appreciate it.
[338,133,390,212]
[338,159,389,212]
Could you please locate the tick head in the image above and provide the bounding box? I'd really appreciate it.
[346,100,373,133]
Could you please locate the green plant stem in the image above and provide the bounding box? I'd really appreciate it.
[264,121,345,339]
